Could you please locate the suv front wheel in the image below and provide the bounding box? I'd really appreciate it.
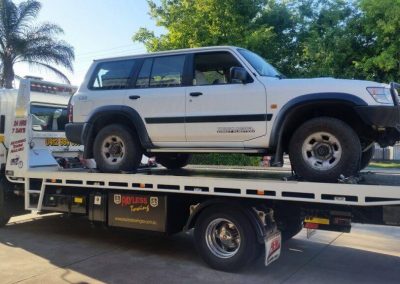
[93,124,142,173]
[289,117,361,182]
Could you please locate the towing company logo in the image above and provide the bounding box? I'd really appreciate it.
[150,197,159,208]
[114,194,122,205]
[120,196,148,207]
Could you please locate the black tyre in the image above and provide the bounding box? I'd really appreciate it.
[360,144,375,170]
[0,178,11,227]
[289,117,361,183]
[194,206,259,271]
[93,124,142,173]
[277,217,303,242]
[156,153,191,170]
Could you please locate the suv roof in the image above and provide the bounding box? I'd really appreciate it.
[94,45,241,63]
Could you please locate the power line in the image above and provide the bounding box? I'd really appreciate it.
[75,48,148,62]
[75,44,140,57]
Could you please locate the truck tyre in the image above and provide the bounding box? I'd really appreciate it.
[194,206,259,271]
[360,144,375,170]
[93,124,142,173]
[156,153,191,170]
[0,178,11,227]
[289,117,361,183]
[278,218,303,242]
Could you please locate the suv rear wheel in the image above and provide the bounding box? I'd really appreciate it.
[360,144,375,170]
[289,117,361,182]
[93,124,142,173]
[156,153,191,170]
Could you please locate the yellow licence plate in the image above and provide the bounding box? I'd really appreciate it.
[45,138,75,146]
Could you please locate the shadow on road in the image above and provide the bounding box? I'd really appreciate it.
[0,214,399,284]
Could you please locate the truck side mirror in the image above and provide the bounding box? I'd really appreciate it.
[230,67,251,84]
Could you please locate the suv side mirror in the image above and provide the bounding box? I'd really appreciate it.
[230,67,250,84]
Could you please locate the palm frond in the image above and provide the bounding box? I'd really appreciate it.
[15,0,41,32]
[0,0,75,87]
[19,39,74,71]
[25,60,71,84]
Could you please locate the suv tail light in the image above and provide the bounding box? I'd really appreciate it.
[67,97,73,123]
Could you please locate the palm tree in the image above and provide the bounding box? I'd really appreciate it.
[0,0,74,88]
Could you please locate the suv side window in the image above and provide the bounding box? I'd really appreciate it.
[90,59,137,90]
[193,52,243,86]
[135,58,152,88]
[135,55,186,88]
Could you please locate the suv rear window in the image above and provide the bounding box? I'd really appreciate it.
[90,59,137,90]
[135,55,186,88]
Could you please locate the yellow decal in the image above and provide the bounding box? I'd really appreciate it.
[74,197,83,204]
[130,204,150,213]
[304,217,330,225]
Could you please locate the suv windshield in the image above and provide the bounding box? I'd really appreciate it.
[238,49,281,77]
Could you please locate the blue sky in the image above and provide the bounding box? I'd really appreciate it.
[14,0,162,85]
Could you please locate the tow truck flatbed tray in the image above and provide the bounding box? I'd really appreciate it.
[11,166,400,207]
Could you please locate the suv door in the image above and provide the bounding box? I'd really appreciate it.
[126,55,187,143]
[185,51,267,145]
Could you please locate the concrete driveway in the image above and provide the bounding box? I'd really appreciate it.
[0,213,399,284]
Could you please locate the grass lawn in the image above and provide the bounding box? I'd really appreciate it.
[369,161,400,169]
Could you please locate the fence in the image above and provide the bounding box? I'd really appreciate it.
[373,143,400,161]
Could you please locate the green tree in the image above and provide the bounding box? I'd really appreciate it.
[355,0,400,82]
[0,0,74,88]
[133,0,266,51]
[133,0,299,75]
[134,0,399,82]
[294,0,363,78]
[245,0,299,76]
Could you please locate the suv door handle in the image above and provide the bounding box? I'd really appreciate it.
[190,92,203,97]
[129,95,141,100]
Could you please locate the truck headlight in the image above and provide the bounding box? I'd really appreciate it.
[367,87,393,104]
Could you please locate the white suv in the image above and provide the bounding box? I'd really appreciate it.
[66,46,400,182]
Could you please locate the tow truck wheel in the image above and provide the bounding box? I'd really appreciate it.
[0,178,11,227]
[194,206,259,271]
[289,117,361,182]
[278,217,303,242]
[93,124,142,173]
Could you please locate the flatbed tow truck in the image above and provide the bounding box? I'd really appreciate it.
[1,80,399,272]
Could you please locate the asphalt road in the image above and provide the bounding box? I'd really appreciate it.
[0,213,399,284]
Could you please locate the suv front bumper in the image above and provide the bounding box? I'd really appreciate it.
[355,105,400,129]
[355,81,400,138]
[355,105,400,144]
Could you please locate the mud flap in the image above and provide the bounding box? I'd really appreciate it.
[264,230,281,266]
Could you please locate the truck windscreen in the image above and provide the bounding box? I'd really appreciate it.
[31,104,68,132]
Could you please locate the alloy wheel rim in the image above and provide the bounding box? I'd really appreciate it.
[205,218,241,258]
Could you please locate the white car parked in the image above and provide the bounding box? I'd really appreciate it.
[65,46,400,182]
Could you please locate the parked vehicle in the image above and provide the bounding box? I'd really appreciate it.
[65,46,400,182]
